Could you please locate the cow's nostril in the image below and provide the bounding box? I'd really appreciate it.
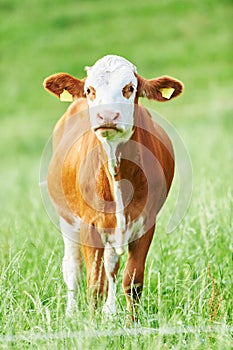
[97,113,104,120]
[113,113,120,121]
[96,111,121,123]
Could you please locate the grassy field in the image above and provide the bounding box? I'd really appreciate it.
[0,0,232,348]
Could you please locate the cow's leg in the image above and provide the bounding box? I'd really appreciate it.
[61,218,82,315]
[81,244,106,306]
[123,226,155,321]
[102,242,120,315]
[80,224,108,307]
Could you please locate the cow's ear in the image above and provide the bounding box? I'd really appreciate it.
[43,73,86,101]
[136,74,183,101]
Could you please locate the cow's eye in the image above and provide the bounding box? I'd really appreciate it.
[122,83,136,99]
[85,86,96,101]
[129,85,134,92]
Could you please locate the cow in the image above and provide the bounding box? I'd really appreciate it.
[43,55,183,321]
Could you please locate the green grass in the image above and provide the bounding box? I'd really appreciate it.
[0,0,232,348]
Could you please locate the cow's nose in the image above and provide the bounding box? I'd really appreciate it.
[97,110,120,124]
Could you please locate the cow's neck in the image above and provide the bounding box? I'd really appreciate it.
[102,141,121,178]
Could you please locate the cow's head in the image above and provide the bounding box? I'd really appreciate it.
[44,55,183,144]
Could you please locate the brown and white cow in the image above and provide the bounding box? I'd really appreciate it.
[43,55,183,319]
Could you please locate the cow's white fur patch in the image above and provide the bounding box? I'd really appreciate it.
[108,216,145,254]
[85,55,137,90]
[60,218,82,315]
[112,179,126,256]
[102,242,119,315]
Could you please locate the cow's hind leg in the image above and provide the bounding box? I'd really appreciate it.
[123,226,155,321]
[60,218,82,315]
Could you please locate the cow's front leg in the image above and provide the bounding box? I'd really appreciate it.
[61,218,82,315]
[123,226,154,321]
[62,236,82,314]
[102,242,120,315]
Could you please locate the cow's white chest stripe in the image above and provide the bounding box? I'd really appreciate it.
[101,141,127,253]
[102,141,119,177]
[114,181,125,228]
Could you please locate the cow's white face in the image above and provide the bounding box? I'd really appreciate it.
[84,55,138,143]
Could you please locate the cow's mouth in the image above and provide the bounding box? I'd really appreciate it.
[94,124,120,132]
[94,125,123,139]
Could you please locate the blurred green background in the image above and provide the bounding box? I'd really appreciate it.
[0,0,233,217]
[0,0,232,347]
[0,0,232,221]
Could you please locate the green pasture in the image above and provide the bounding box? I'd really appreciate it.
[0,0,232,348]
